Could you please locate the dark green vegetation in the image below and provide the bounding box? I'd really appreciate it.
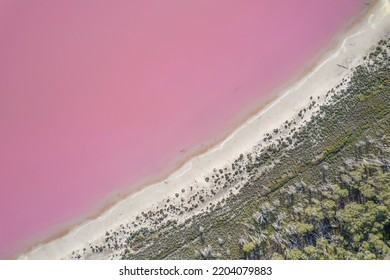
[120,38,390,260]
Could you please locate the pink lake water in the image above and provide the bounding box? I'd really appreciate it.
[0,0,365,258]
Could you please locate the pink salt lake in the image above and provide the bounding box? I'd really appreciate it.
[0,0,364,258]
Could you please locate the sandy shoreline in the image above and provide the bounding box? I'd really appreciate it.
[17,0,390,260]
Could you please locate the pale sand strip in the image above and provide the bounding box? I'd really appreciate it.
[19,0,390,259]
